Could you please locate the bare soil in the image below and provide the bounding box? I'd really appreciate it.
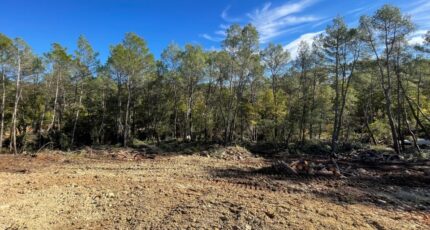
[0,149,429,229]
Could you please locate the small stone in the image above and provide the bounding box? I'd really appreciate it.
[357,168,367,174]
[376,199,387,205]
[265,211,275,219]
[107,192,115,198]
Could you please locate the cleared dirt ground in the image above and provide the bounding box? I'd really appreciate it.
[0,150,429,229]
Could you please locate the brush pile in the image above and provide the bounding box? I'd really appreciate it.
[202,146,254,160]
[270,159,342,177]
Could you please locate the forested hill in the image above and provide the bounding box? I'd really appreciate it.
[0,4,429,154]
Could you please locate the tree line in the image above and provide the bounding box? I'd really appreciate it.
[0,5,429,154]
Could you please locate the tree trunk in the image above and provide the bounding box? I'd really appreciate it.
[38,76,52,135]
[403,106,421,153]
[395,48,405,150]
[10,55,21,154]
[331,45,340,153]
[47,71,61,132]
[271,72,278,141]
[124,75,132,147]
[402,84,430,139]
[383,86,401,153]
[0,67,6,153]
[97,85,106,144]
[416,70,422,130]
[309,70,317,140]
[186,94,192,141]
[369,34,400,154]
[116,73,123,143]
[71,82,83,147]
[172,83,178,139]
[364,101,377,145]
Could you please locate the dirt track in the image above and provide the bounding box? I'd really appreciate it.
[0,151,429,229]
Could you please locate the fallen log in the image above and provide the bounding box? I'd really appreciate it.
[275,160,298,174]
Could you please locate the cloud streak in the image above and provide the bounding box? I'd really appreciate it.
[408,30,427,45]
[202,0,430,52]
[199,34,222,42]
[221,6,242,23]
[248,0,319,43]
[201,0,320,44]
[407,0,430,30]
[284,31,323,58]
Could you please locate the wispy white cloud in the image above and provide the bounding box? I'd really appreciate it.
[311,17,332,28]
[221,5,242,23]
[201,0,320,43]
[284,31,323,58]
[345,7,366,16]
[312,2,379,29]
[407,0,430,30]
[408,30,427,45]
[214,25,227,36]
[248,0,319,43]
[215,30,226,36]
[199,34,222,42]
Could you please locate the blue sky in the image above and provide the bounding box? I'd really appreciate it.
[1,0,429,61]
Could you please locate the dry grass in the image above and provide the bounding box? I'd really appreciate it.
[0,150,428,229]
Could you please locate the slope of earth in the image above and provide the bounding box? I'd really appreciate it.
[0,150,428,229]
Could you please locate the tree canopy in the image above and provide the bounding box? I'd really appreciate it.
[0,4,429,155]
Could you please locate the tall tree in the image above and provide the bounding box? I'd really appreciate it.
[359,5,414,153]
[295,41,313,143]
[161,43,182,139]
[108,33,154,146]
[261,43,290,141]
[222,24,261,143]
[179,45,206,141]
[70,35,99,147]
[45,43,73,134]
[0,34,13,152]
[10,39,38,153]
[322,17,361,153]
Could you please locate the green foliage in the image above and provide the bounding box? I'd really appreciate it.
[369,119,392,144]
[0,4,429,154]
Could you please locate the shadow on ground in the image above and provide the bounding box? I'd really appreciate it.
[208,160,430,213]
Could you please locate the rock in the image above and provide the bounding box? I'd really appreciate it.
[357,168,367,174]
[376,199,387,205]
[245,224,252,230]
[265,211,275,219]
[317,168,332,176]
[107,192,116,198]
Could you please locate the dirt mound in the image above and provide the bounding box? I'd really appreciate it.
[202,146,254,160]
[351,149,404,163]
[260,160,342,177]
[77,146,160,161]
[109,149,147,161]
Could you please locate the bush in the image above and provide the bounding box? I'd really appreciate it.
[369,119,391,144]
